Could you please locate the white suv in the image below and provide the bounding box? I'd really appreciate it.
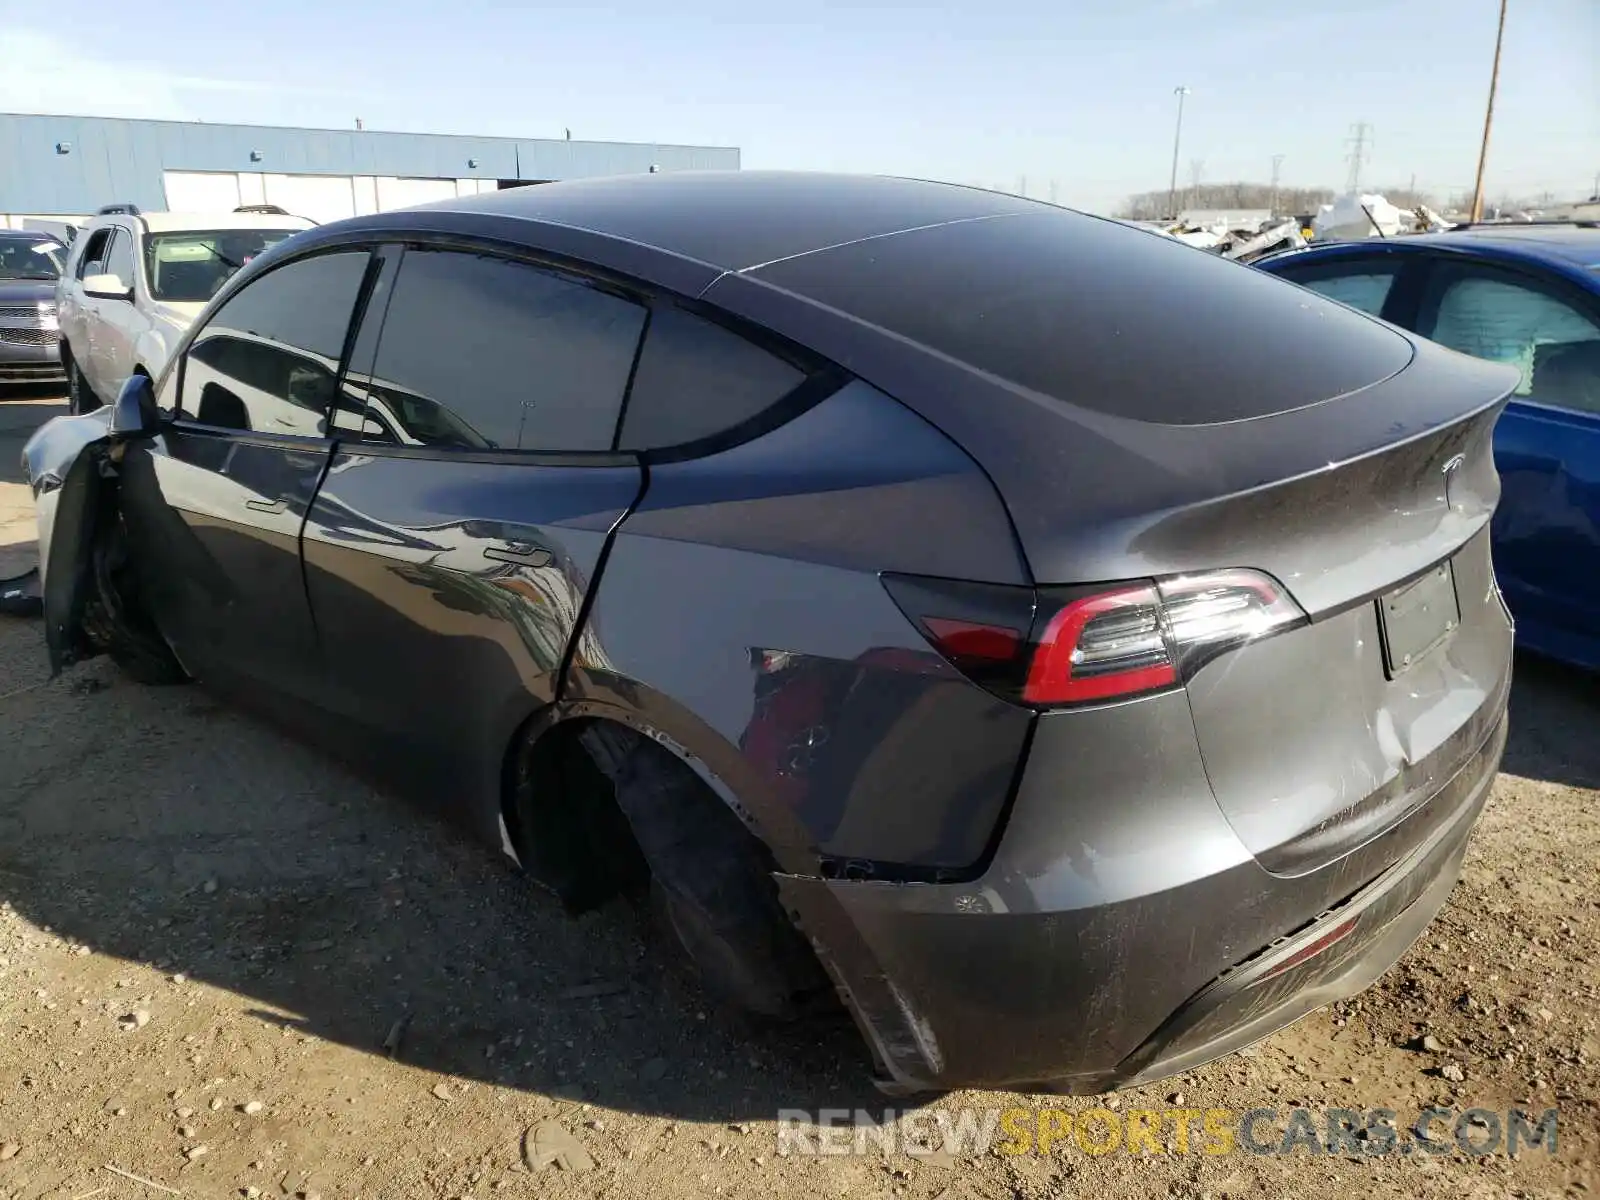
[57,204,314,413]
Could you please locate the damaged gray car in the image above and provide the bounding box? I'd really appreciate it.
[22,171,1520,1094]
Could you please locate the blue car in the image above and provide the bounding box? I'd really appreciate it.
[1258,225,1600,670]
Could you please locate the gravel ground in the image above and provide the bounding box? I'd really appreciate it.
[1,392,1596,1200]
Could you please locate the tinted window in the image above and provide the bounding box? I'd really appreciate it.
[618,305,806,450]
[754,211,1415,425]
[181,250,370,437]
[359,249,645,452]
[75,229,111,279]
[1420,267,1600,415]
[102,230,137,288]
[1282,267,1398,317]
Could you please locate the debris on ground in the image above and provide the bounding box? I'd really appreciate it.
[522,1122,595,1173]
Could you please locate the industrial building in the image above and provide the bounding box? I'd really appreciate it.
[0,113,740,229]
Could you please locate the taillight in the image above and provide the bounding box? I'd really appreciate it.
[882,568,1306,709]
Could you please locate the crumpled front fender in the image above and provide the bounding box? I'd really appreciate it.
[21,408,116,674]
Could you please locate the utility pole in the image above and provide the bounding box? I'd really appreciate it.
[1167,86,1190,219]
[1269,154,1285,216]
[1344,123,1372,194]
[1470,0,1509,223]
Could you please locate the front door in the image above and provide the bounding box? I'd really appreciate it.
[118,247,376,702]
[87,228,142,394]
[299,243,648,820]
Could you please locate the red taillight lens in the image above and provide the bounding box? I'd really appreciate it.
[1024,585,1175,704]
[882,568,1306,710]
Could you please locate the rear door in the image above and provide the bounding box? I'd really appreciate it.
[300,242,647,816]
[1412,257,1600,662]
[117,247,375,703]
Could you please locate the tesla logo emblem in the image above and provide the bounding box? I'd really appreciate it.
[1441,454,1466,512]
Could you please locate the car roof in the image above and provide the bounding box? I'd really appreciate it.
[1273,226,1600,274]
[401,170,1054,273]
[0,228,63,242]
[1423,225,1600,267]
[97,212,315,234]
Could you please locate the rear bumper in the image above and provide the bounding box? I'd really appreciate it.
[1118,712,1501,1086]
[781,691,1506,1093]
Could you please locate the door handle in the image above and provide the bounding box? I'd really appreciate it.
[484,541,553,568]
[245,497,288,514]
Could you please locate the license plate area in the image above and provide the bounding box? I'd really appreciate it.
[1377,560,1460,677]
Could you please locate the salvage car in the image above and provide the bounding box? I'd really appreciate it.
[56,204,313,415]
[1259,224,1600,670]
[23,172,1519,1094]
[0,229,68,387]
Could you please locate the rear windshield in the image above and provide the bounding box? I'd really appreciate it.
[143,229,303,302]
[753,210,1415,425]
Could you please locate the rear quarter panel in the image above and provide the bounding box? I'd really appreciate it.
[568,380,1036,874]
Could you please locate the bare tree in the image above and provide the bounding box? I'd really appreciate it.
[1117,182,1336,221]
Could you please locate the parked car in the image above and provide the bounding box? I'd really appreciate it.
[56,204,313,414]
[24,172,1518,1094]
[0,229,68,387]
[1258,224,1600,670]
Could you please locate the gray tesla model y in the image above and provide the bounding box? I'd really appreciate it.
[23,172,1518,1094]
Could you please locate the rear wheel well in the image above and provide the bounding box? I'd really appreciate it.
[502,714,836,1020]
[502,716,651,912]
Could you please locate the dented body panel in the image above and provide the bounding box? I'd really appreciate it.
[21,406,117,671]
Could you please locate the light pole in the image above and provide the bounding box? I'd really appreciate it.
[1167,86,1190,219]
[1469,0,1509,223]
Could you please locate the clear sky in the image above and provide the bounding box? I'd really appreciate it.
[1,0,1595,214]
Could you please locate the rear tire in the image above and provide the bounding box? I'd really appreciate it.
[579,725,836,1021]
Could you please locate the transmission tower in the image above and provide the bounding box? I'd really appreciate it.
[1188,158,1204,210]
[1270,154,1285,216]
[1344,123,1373,193]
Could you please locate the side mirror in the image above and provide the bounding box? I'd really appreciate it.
[83,272,133,301]
[108,373,161,440]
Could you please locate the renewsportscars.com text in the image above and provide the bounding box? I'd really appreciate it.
[775,1106,1560,1158]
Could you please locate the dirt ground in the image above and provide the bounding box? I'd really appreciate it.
[1,392,1596,1200]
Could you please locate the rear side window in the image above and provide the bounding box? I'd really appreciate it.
[360,249,646,452]
[181,250,371,436]
[1278,266,1399,317]
[618,304,806,450]
[1419,266,1600,414]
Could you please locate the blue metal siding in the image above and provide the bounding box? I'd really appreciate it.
[0,113,740,213]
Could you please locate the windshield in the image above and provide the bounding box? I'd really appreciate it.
[0,238,66,280]
[142,229,302,302]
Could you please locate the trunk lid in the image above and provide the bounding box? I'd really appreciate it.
[1056,340,1519,876]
